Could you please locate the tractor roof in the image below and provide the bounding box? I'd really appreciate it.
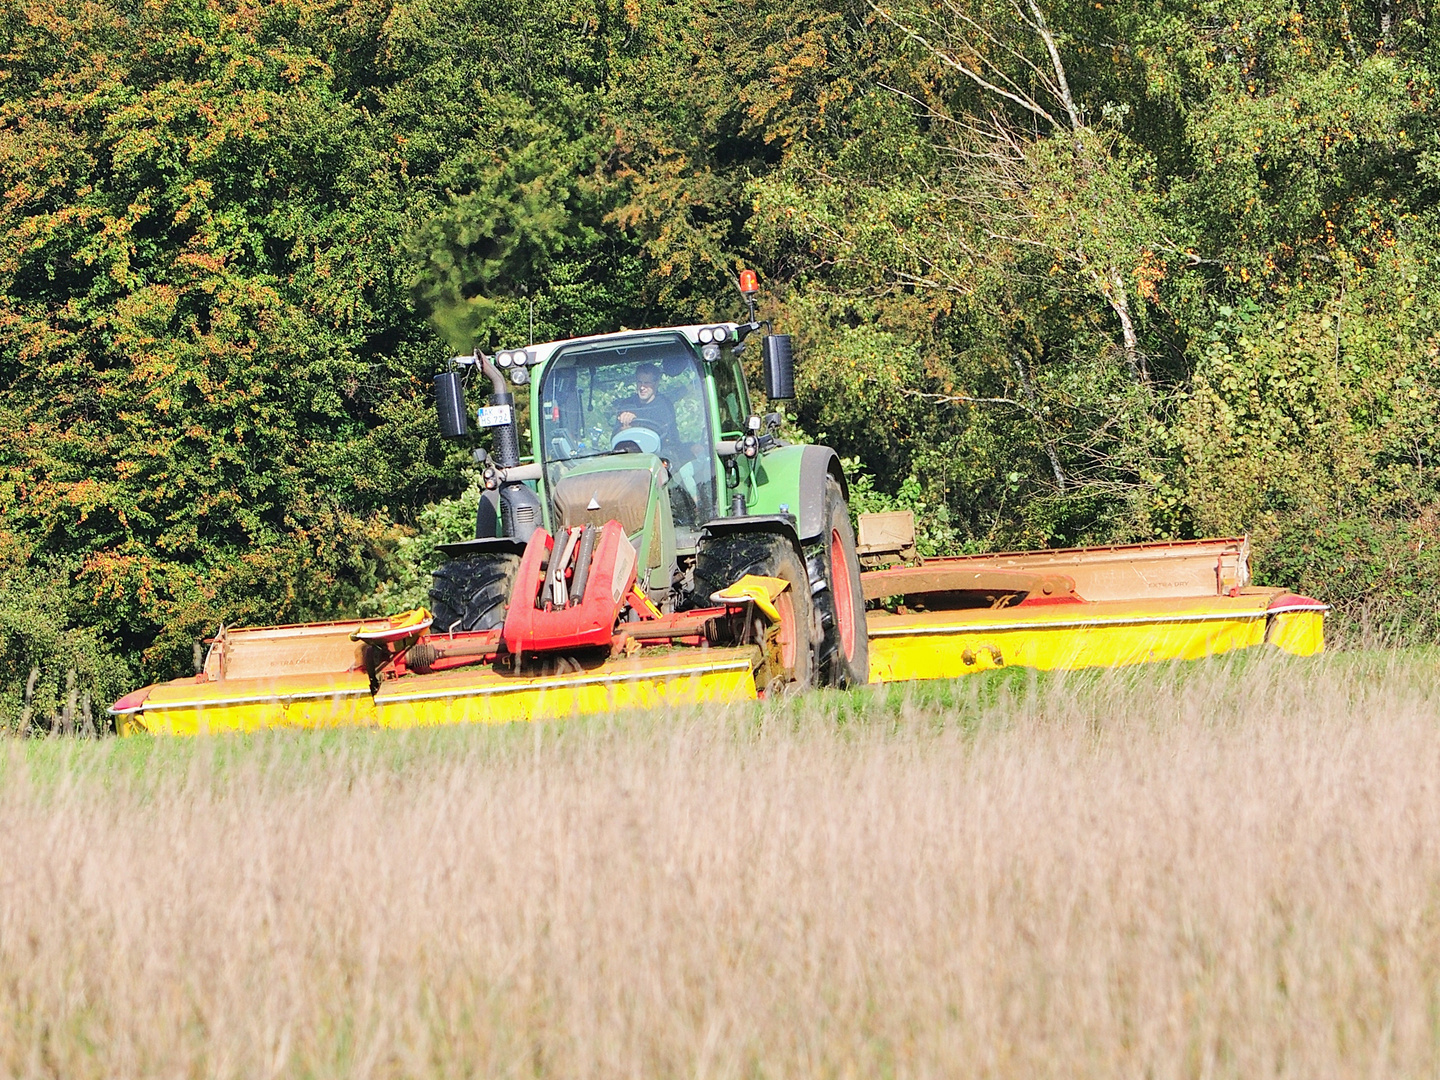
[494,323,742,371]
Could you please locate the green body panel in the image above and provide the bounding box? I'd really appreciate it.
[738,443,807,521]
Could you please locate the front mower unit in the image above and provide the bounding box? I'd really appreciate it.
[110,510,805,735]
[503,521,637,658]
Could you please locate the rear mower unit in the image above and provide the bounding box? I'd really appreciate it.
[110,271,1326,736]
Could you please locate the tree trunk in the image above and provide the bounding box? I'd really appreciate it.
[1106,269,1145,381]
[1013,352,1068,492]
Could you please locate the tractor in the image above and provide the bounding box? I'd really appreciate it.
[427,269,867,694]
[108,272,1327,736]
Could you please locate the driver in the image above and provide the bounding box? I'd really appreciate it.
[614,363,676,446]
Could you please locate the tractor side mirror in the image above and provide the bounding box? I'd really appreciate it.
[762,334,795,400]
[434,371,469,438]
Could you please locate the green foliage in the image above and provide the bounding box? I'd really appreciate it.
[1261,513,1440,645]
[741,0,1440,637]
[0,0,682,690]
[0,532,130,733]
[360,477,487,617]
[841,462,971,557]
[409,104,607,351]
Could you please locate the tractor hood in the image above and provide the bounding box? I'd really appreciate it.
[547,452,666,538]
[543,451,677,602]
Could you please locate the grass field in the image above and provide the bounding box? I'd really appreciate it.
[4,651,1440,1078]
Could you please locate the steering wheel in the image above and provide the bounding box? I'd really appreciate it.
[609,422,664,456]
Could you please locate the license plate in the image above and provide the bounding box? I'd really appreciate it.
[476,404,513,428]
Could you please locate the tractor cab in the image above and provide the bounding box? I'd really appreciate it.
[447,322,759,610]
[536,331,723,549]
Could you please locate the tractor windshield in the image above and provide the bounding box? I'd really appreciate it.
[538,333,718,527]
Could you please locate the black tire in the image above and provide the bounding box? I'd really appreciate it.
[690,531,814,691]
[429,552,521,634]
[805,477,870,688]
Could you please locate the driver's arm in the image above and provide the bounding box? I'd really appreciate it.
[615,395,638,429]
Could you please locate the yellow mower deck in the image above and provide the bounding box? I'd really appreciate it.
[370,647,757,729]
[856,531,1324,680]
[867,589,1323,682]
[116,643,758,736]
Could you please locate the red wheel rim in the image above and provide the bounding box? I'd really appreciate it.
[775,587,798,669]
[830,527,857,661]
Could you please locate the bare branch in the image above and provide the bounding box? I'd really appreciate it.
[918,391,1025,406]
[871,2,1061,129]
[1020,0,1084,134]
[933,0,1066,109]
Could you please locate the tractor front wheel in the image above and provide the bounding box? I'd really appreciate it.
[691,532,814,692]
[806,477,870,687]
[429,552,521,634]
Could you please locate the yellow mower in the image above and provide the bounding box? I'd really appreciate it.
[110,273,1325,735]
[855,519,1323,681]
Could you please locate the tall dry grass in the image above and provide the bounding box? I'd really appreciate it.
[3,654,1440,1078]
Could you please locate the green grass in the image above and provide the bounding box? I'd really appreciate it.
[13,646,1438,785]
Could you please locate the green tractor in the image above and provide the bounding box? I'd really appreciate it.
[430,274,868,691]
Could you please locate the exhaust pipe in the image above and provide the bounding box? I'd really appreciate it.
[476,353,540,542]
[477,354,522,469]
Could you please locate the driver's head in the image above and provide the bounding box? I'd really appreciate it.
[635,363,660,403]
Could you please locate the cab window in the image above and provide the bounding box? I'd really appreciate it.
[710,354,748,437]
[538,333,719,527]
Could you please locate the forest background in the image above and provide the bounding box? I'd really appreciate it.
[1,0,1437,717]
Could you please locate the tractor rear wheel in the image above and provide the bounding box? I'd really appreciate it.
[806,477,870,687]
[691,532,814,691]
[429,552,521,634]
